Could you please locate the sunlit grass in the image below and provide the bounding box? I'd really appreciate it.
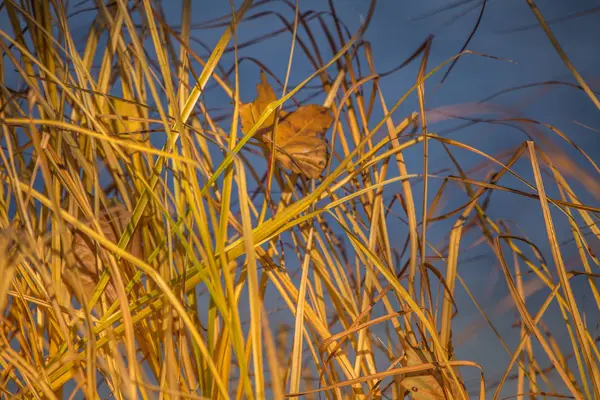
[1,0,599,399]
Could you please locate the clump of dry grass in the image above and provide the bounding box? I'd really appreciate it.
[1,0,599,399]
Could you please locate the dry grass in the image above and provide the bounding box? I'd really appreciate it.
[0,0,599,399]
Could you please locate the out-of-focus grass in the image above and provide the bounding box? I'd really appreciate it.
[0,1,599,399]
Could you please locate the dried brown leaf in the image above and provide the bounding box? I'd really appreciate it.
[400,344,467,399]
[239,72,334,179]
[65,203,142,304]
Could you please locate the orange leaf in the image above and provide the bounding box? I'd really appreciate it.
[239,72,334,179]
[400,344,466,399]
[100,74,146,143]
[66,203,143,304]
[239,71,280,136]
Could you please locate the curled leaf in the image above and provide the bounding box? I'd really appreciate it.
[239,71,279,134]
[400,344,467,399]
[239,71,334,179]
[66,203,143,304]
[100,73,146,143]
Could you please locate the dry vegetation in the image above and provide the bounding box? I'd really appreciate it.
[1,0,599,399]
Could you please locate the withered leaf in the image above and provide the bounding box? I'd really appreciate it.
[66,203,143,304]
[101,73,146,143]
[400,344,467,399]
[239,71,280,134]
[239,71,334,179]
